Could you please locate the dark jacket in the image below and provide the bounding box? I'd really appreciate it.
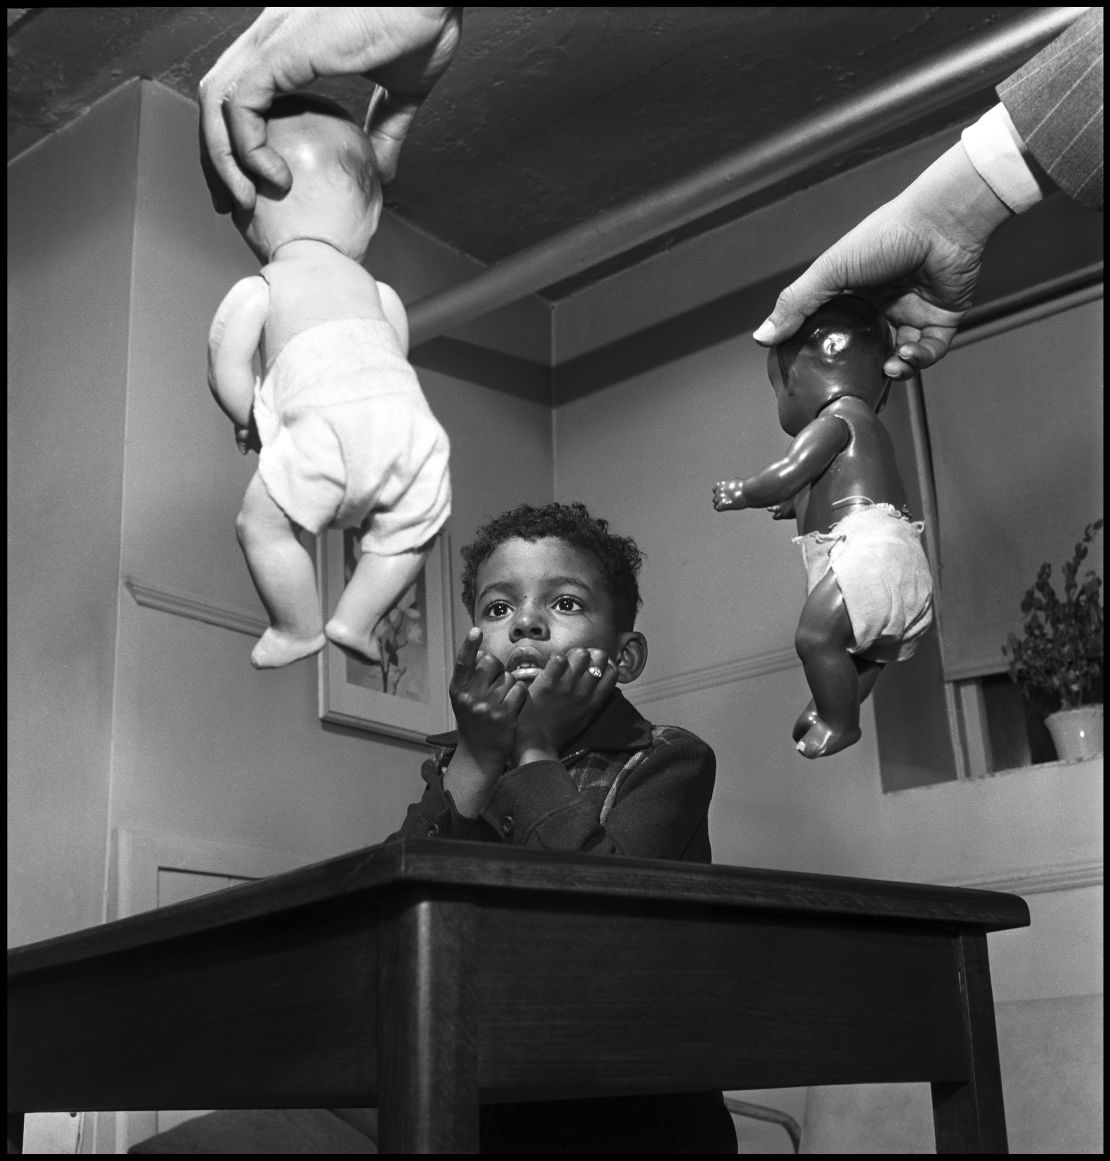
[393,690,738,1154]
[394,689,717,861]
[998,7,1103,211]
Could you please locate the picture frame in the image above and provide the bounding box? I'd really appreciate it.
[317,529,455,742]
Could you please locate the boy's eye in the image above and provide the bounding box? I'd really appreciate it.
[554,595,583,613]
[483,600,511,619]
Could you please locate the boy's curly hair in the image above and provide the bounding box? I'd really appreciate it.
[460,502,643,631]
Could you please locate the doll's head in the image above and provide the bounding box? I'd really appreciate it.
[767,294,894,436]
[233,94,382,263]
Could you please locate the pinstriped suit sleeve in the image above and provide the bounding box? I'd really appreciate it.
[997,7,1103,211]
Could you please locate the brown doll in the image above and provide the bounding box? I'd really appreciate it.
[713,294,933,758]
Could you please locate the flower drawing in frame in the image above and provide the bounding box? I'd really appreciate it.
[317,528,453,742]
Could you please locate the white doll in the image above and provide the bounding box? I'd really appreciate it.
[208,94,450,669]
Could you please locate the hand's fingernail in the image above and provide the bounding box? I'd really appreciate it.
[752,319,775,343]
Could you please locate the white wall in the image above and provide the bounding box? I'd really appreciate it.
[108,81,554,872]
[7,79,555,949]
[7,82,139,947]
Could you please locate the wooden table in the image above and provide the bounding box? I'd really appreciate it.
[8,838,1029,1153]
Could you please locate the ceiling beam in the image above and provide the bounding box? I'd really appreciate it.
[408,6,1091,348]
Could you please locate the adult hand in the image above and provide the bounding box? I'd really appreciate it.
[752,141,1013,379]
[198,6,463,213]
[511,648,619,767]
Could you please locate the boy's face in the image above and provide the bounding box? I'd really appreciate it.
[472,537,643,684]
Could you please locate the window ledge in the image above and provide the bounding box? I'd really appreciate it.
[875,757,1102,892]
[989,756,1103,779]
[885,755,1102,794]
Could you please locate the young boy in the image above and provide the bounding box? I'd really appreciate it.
[712,294,933,759]
[391,500,738,1153]
[128,502,736,1156]
[208,93,451,670]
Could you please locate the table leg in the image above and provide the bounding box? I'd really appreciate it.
[931,932,1009,1153]
[7,1113,25,1155]
[378,894,479,1153]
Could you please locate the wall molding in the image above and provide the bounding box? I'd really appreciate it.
[635,647,799,705]
[124,576,267,637]
[936,858,1103,896]
[952,264,1103,351]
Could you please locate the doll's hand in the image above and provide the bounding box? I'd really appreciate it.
[713,479,748,511]
[769,499,796,520]
[233,410,262,455]
[449,628,527,779]
[511,648,619,767]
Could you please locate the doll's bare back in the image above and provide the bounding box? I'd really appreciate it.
[797,396,909,535]
[259,242,391,373]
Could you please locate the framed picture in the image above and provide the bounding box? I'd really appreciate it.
[317,529,455,742]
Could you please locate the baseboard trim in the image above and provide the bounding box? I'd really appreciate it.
[937,858,1103,895]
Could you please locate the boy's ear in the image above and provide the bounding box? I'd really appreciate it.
[614,631,648,684]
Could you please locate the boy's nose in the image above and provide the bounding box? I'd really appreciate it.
[509,608,548,640]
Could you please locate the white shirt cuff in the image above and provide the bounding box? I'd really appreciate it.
[960,103,1044,214]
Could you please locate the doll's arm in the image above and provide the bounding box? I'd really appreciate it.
[208,276,269,442]
[377,281,410,355]
[713,415,849,512]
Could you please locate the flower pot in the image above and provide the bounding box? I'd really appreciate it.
[1045,705,1104,762]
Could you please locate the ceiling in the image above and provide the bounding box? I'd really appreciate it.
[6,7,1086,300]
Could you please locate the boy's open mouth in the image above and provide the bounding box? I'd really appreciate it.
[506,647,545,680]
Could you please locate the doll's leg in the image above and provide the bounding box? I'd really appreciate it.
[325,543,430,665]
[793,572,863,758]
[791,656,885,741]
[237,472,326,668]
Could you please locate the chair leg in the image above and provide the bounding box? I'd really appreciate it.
[724,1097,802,1154]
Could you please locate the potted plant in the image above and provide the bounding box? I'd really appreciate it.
[1003,519,1104,762]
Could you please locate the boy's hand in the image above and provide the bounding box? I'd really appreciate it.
[449,628,527,779]
[512,648,619,767]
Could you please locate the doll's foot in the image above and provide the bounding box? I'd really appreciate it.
[792,702,819,742]
[251,628,326,669]
[325,618,382,666]
[795,718,862,759]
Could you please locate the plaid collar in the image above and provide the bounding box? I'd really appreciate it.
[425,688,654,758]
